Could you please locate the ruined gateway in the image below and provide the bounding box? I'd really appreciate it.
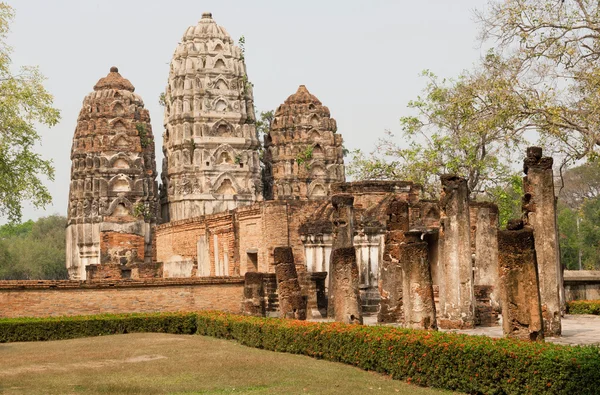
[66,13,564,336]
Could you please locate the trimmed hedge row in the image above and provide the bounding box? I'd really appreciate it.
[567,300,600,315]
[1,311,599,394]
[0,312,197,342]
[196,311,600,395]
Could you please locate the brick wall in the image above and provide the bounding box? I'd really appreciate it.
[0,278,243,318]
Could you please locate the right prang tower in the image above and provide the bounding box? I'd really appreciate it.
[264,85,345,200]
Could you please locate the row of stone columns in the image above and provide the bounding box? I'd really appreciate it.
[374,147,562,339]
[243,147,562,341]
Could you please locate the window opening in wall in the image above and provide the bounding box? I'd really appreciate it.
[247,252,258,271]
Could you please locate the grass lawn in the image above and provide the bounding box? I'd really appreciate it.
[0,333,454,394]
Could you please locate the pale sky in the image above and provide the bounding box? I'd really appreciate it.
[8,0,486,222]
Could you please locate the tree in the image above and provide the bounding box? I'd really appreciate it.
[349,58,530,200]
[557,202,581,270]
[557,160,600,209]
[0,214,68,280]
[0,4,60,222]
[477,0,600,165]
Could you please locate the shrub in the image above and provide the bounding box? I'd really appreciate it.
[2,311,599,394]
[196,311,600,395]
[0,312,197,342]
[567,300,600,315]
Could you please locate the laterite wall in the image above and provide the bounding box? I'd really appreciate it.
[0,278,244,318]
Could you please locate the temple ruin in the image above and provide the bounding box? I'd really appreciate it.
[264,85,345,200]
[58,13,567,340]
[160,12,261,222]
[66,67,159,280]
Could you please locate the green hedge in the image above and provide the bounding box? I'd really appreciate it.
[1,311,599,394]
[196,311,600,395]
[567,300,600,315]
[0,312,197,342]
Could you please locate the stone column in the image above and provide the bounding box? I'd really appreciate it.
[378,200,409,323]
[274,247,307,320]
[470,202,501,326]
[402,231,437,330]
[498,220,544,341]
[523,147,562,337]
[328,194,362,324]
[438,175,475,329]
[241,272,266,317]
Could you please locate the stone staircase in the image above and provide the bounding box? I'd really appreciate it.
[360,287,380,316]
[262,274,279,317]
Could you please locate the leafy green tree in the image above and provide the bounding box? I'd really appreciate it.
[0,219,33,239]
[477,0,600,164]
[0,4,60,222]
[349,59,529,199]
[557,202,581,270]
[557,160,600,209]
[486,174,524,228]
[0,215,67,280]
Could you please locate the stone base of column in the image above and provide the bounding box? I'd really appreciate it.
[241,272,266,317]
[498,223,544,341]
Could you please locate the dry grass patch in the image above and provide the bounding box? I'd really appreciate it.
[0,333,453,395]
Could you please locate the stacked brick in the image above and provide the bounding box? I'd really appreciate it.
[274,247,307,320]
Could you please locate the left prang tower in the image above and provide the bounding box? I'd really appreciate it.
[66,67,159,280]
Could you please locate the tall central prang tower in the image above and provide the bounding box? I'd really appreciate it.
[160,12,262,222]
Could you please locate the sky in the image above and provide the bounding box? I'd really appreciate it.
[7,0,486,223]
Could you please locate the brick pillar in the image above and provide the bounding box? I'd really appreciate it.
[523,147,562,337]
[241,272,266,317]
[274,247,307,320]
[402,231,437,330]
[328,194,362,324]
[378,200,409,323]
[498,220,544,341]
[470,202,501,326]
[438,175,475,329]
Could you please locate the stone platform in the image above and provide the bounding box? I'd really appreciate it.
[315,314,600,346]
[445,314,600,346]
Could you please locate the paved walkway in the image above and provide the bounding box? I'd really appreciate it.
[331,314,600,346]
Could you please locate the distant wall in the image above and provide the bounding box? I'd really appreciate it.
[564,271,600,301]
[0,278,244,318]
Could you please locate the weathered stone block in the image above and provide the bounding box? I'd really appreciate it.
[438,175,475,329]
[241,272,266,317]
[401,233,437,330]
[522,147,562,337]
[328,247,362,324]
[273,247,306,320]
[498,226,544,341]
